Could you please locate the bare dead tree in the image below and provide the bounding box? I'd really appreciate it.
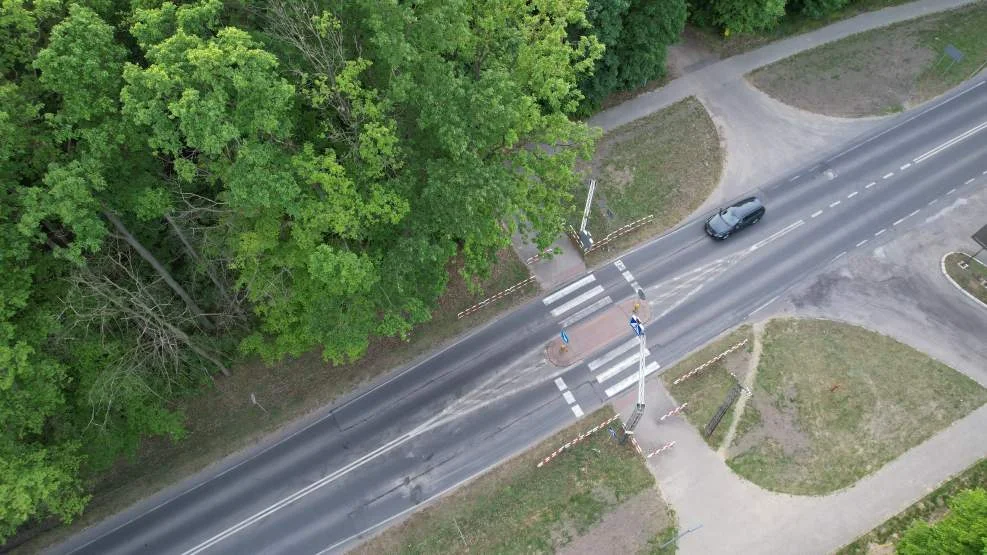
[101,206,217,331]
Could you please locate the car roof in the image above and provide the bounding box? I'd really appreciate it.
[729,196,763,215]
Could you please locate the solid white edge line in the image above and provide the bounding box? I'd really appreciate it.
[542,274,596,305]
[549,285,605,317]
[827,80,985,162]
[748,295,780,317]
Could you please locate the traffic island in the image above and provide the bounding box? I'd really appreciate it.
[546,297,651,367]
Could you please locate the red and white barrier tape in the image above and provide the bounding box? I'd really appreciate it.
[659,402,688,421]
[672,338,749,385]
[629,436,643,455]
[646,441,676,458]
[537,415,620,468]
[457,276,536,319]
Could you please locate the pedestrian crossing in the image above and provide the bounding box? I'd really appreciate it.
[541,273,612,325]
[588,337,661,398]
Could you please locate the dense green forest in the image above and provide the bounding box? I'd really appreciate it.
[0,0,878,544]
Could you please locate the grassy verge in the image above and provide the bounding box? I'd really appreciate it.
[749,3,987,117]
[693,0,913,58]
[20,249,537,553]
[944,252,987,305]
[353,406,654,554]
[727,318,987,495]
[660,326,753,450]
[838,458,987,554]
[645,524,679,554]
[578,97,722,267]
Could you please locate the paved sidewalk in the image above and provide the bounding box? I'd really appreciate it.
[588,0,977,133]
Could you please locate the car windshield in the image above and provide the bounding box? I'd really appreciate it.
[720,207,741,226]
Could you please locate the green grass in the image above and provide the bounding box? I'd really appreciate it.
[579,97,722,267]
[16,249,538,553]
[353,407,655,554]
[727,319,987,495]
[914,4,987,100]
[660,326,753,450]
[838,458,987,554]
[748,3,987,117]
[645,524,679,554]
[944,252,987,305]
[692,0,913,58]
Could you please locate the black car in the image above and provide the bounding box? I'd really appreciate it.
[705,196,765,239]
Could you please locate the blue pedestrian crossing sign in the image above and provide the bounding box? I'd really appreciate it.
[560,329,570,344]
[629,315,645,337]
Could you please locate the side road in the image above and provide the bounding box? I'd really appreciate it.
[588,0,977,133]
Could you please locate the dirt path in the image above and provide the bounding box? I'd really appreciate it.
[717,322,763,458]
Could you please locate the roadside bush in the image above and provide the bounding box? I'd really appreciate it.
[791,0,851,18]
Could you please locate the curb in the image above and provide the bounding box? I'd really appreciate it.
[940,252,987,310]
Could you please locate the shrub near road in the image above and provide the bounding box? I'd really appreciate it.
[727,319,987,495]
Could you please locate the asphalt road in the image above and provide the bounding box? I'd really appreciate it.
[56,77,987,555]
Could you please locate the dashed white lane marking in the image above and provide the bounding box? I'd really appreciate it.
[847,191,858,199]
[588,338,640,371]
[834,251,847,260]
[900,163,912,170]
[555,377,567,391]
[606,362,661,398]
[856,239,868,247]
[865,182,876,189]
[875,229,887,236]
[893,217,906,226]
[947,188,957,195]
[622,270,634,282]
[914,120,987,164]
[883,172,894,179]
[550,285,605,317]
[983,170,987,175]
[790,174,801,182]
[929,199,938,205]
[543,275,596,305]
[559,296,613,328]
[966,178,975,185]
[829,200,841,208]
[811,210,823,218]
[614,260,626,271]
[562,391,576,405]
[571,404,584,418]
[596,349,652,383]
[908,209,920,218]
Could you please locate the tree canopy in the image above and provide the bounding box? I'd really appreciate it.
[0,0,616,542]
[898,488,987,554]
